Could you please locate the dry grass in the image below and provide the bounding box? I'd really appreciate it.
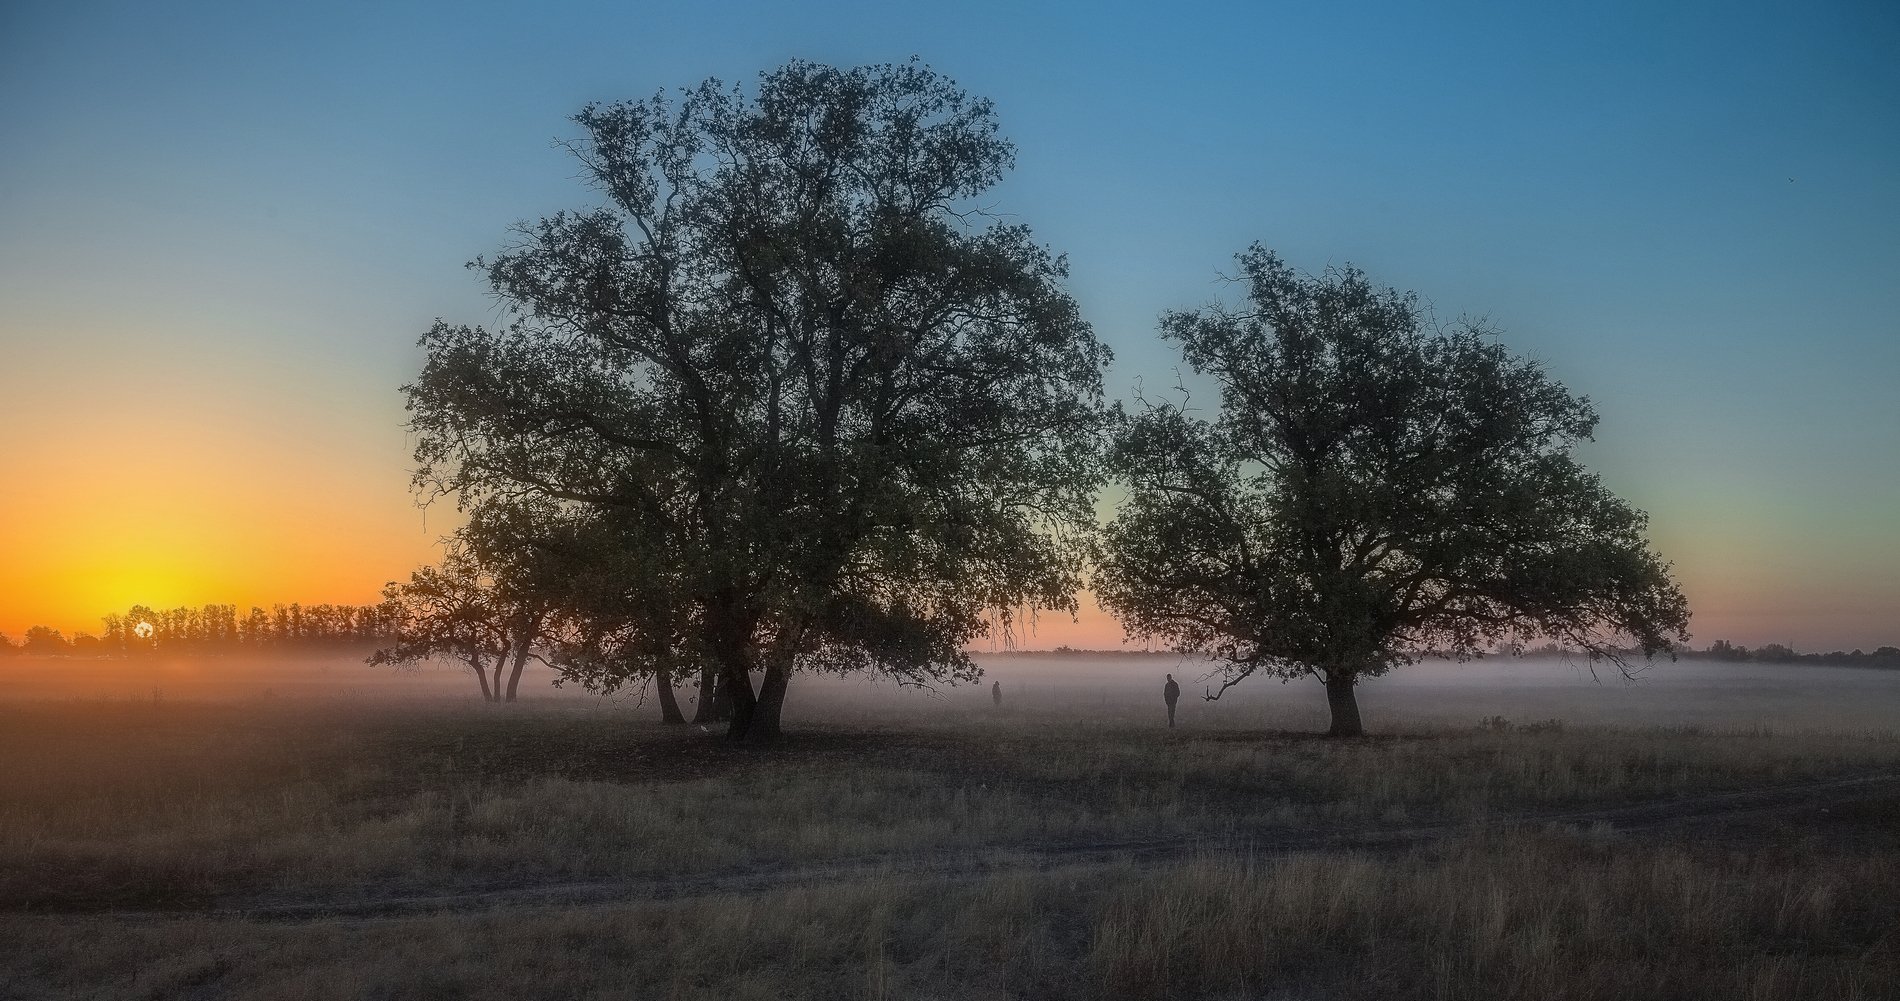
[3,699,1898,911]
[7,827,1895,1000]
[3,695,1897,998]
[1088,830,1900,999]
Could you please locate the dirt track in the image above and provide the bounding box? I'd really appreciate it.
[24,772,1895,925]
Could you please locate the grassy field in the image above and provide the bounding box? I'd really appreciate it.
[3,685,1898,999]
[10,831,1896,1001]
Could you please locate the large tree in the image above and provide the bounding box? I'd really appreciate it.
[1098,246,1689,737]
[405,61,1111,742]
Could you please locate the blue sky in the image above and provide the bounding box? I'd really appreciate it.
[2,0,1895,647]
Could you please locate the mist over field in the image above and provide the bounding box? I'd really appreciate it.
[10,649,1900,999]
[10,652,1898,735]
[883,655,1900,734]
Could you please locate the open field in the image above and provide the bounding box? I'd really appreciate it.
[4,654,1898,998]
[10,650,1900,733]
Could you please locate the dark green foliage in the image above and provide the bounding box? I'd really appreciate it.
[1098,246,1690,735]
[404,61,1111,741]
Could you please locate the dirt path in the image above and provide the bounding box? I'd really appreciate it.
[23,772,1898,925]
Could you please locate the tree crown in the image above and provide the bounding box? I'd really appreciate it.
[1100,246,1689,688]
[404,61,1112,690]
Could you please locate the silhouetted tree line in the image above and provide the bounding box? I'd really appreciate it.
[1686,640,1900,669]
[1504,639,1900,670]
[991,647,1168,657]
[0,602,402,657]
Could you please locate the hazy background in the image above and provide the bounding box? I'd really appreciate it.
[8,653,1897,735]
[3,0,1896,648]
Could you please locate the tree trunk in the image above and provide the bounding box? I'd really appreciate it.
[491,641,508,705]
[745,656,791,745]
[503,640,532,702]
[692,663,730,723]
[715,633,758,742]
[655,664,685,724]
[706,596,760,740]
[1324,672,1364,737]
[470,657,494,702]
[723,663,759,742]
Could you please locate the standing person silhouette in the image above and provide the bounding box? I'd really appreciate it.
[1163,673,1180,728]
[992,679,1002,708]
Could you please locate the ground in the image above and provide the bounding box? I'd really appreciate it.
[3,666,1898,1000]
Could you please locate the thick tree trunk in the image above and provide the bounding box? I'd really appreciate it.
[745,657,791,745]
[470,657,494,702]
[655,664,685,724]
[706,597,761,741]
[692,663,731,723]
[503,641,531,702]
[707,603,796,744]
[723,666,759,742]
[1324,672,1364,737]
[692,663,716,722]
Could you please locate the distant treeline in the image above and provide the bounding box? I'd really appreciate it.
[1507,640,1900,669]
[0,603,401,657]
[1679,639,1900,669]
[992,641,1900,670]
[5,614,1895,672]
[985,646,1174,657]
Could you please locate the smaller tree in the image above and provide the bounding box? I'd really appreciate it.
[455,499,658,709]
[0,632,16,656]
[22,626,71,656]
[240,606,270,647]
[371,544,550,703]
[1099,246,1690,737]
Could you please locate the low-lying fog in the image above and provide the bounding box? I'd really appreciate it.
[6,650,1898,734]
[926,654,1900,733]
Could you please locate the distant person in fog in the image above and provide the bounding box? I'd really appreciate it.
[992,679,1002,708]
[1163,673,1180,728]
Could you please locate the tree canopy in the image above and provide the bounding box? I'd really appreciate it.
[405,60,1112,742]
[1097,245,1690,736]
[370,533,553,704]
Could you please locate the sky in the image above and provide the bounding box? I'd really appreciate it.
[1,0,1895,650]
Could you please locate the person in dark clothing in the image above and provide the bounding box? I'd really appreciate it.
[992,679,1002,707]
[1163,673,1180,728]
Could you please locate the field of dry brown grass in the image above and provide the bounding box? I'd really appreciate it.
[9,828,1896,1000]
[3,669,1898,999]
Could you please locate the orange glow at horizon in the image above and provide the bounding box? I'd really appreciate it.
[2,365,1892,652]
[1,374,446,640]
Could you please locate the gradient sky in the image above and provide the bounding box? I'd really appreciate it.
[2,0,1895,649]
